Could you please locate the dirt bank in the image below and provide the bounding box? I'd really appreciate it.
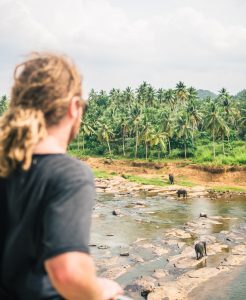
[85,157,246,191]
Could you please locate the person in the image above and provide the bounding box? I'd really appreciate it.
[0,53,123,300]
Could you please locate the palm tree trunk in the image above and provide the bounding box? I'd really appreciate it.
[168,138,171,154]
[222,134,225,155]
[82,135,85,152]
[158,145,161,162]
[145,142,148,161]
[212,130,216,158]
[107,139,112,156]
[135,128,138,159]
[122,129,125,156]
[184,142,187,159]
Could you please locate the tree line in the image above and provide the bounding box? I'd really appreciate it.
[1,83,246,161]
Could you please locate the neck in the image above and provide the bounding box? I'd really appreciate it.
[33,123,71,154]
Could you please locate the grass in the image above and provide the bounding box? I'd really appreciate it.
[121,174,196,187]
[210,186,246,192]
[121,174,169,186]
[92,169,113,179]
[177,180,197,187]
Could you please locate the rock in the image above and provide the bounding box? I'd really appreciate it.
[152,247,169,256]
[98,245,110,249]
[112,209,120,216]
[152,269,168,280]
[131,255,145,263]
[199,213,208,218]
[232,244,246,255]
[134,276,155,298]
[165,229,192,239]
[100,265,131,279]
[120,252,130,257]
[220,254,246,266]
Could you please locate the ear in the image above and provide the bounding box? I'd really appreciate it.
[67,97,81,119]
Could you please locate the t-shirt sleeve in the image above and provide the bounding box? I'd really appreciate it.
[42,162,95,260]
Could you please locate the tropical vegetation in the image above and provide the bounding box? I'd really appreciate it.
[1,83,246,165]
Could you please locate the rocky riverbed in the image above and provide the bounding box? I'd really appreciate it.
[92,177,246,300]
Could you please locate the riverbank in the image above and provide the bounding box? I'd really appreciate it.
[83,157,246,193]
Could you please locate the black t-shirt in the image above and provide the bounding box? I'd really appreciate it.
[0,154,95,300]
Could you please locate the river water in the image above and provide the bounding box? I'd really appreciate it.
[90,192,246,299]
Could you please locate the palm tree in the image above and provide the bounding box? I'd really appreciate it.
[187,104,202,145]
[119,116,131,156]
[204,102,223,158]
[187,87,198,103]
[79,121,95,151]
[96,121,114,156]
[133,115,142,159]
[164,89,175,109]
[161,110,175,154]
[217,121,230,155]
[175,113,193,159]
[151,130,167,161]
[146,85,156,107]
[175,81,189,106]
[141,121,155,160]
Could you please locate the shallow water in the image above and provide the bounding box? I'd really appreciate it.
[189,265,246,300]
[90,192,246,299]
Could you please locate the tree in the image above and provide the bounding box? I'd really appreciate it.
[0,95,8,116]
[175,82,189,106]
[79,121,95,151]
[133,115,142,159]
[161,110,175,154]
[151,131,167,161]
[96,121,114,156]
[204,102,224,158]
[175,113,193,159]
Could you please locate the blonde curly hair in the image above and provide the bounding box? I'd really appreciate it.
[0,52,82,177]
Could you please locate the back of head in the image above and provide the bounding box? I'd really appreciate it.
[0,52,82,177]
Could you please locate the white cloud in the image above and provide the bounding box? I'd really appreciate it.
[1,0,246,95]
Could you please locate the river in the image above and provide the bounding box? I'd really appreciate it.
[90,192,246,299]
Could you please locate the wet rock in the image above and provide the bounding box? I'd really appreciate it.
[120,252,130,256]
[131,255,145,263]
[112,209,121,216]
[152,246,169,256]
[199,213,208,218]
[100,265,131,279]
[134,276,155,298]
[165,228,192,239]
[152,269,169,280]
[98,245,110,249]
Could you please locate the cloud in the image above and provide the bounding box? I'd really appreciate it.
[1,0,246,95]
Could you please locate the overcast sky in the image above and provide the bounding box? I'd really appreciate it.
[1,0,246,97]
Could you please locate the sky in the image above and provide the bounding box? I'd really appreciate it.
[1,0,246,97]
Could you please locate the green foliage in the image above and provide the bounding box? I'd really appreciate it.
[193,142,246,165]
[1,83,246,165]
[0,95,8,116]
